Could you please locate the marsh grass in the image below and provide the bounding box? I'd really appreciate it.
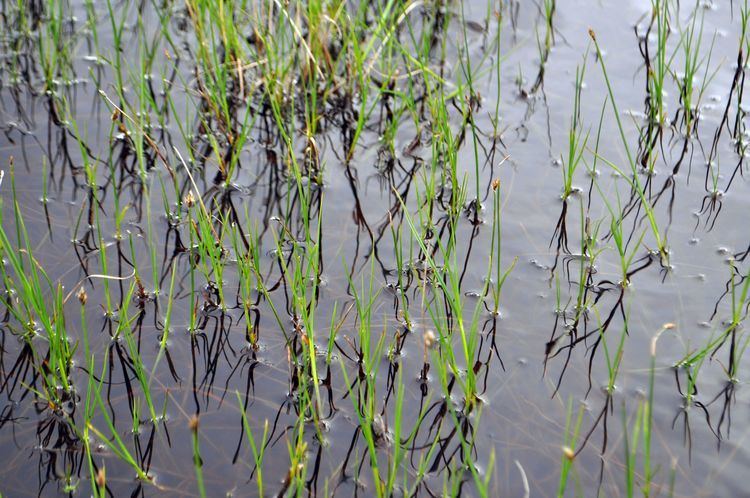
[1,0,749,496]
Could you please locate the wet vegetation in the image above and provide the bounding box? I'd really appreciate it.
[1,0,750,496]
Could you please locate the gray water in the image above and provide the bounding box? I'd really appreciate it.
[1,1,749,496]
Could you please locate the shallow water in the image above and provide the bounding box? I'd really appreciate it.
[1,0,750,496]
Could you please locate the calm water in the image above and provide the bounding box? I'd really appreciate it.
[1,0,749,496]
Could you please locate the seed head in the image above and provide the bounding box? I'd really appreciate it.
[562,446,575,460]
[184,191,196,208]
[423,329,436,349]
[491,178,500,191]
[188,414,200,433]
[588,28,596,41]
[76,287,88,306]
[95,466,106,488]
